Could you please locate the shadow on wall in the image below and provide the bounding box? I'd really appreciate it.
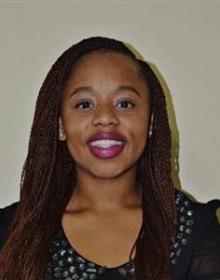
[152,66,220,222]
[125,42,220,221]
[127,43,183,189]
[150,63,182,190]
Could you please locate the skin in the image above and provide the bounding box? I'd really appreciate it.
[59,51,151,267]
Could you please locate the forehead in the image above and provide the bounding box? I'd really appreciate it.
[70,51,142,79]
[63,51,150,102]
[74,50,136,64]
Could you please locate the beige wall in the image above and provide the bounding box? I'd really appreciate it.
[0,2,219,207]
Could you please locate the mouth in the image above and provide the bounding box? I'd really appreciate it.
[88,131,126,143]
[87,131,126,159]
[87,139,126,159]
[89,139,125,148]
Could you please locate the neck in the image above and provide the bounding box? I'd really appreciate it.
[66,169,142,214]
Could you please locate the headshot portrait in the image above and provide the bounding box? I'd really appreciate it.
[0,3,219,280]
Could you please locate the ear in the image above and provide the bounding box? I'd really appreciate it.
[58,117,66,141]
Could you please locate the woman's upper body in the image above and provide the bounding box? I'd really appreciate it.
[1,189,220,280]
[0,36,219,279]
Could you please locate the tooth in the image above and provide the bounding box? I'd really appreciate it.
[90,140,123,148]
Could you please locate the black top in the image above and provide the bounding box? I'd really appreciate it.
[0,190,220,280]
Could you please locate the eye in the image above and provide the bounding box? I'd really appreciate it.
[74,100,93,110]
[117,100,135,109]
[74,99,135,110]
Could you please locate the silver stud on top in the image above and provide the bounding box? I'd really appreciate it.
[170,191,194,265]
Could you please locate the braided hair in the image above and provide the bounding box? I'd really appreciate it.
[0,36,176,280]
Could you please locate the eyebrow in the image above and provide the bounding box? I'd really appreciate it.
[69,85,141,98]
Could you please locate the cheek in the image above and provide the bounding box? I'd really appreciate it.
[122,117,149,155]
[135,124,148,151]
[63,124,86,162]
[62,110,90,137]
[62,117,88,154]
[124,114,149,136]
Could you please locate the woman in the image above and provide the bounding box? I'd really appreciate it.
[0,36,220,280]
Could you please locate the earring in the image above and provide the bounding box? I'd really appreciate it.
[59,132,66,141]
[58,118,66,141]
[148,113,154,138]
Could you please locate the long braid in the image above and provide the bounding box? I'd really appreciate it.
[0,36,176,280]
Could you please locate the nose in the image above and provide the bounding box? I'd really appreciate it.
[92,104,119,127]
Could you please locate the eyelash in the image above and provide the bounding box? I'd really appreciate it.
[74,99,136,110]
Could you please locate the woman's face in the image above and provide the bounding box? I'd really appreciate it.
[60,51,151,179]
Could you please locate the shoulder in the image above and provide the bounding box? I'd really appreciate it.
[0,202,19,250]
[174,189,220,229]
[176,190,220,241]
[190,194,220,239]
[173,189,220,279]
[0,202,19,222]
[176,189,220,224]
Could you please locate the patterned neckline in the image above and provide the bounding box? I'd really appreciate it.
[45,190,194,279]
[60,225,135,270]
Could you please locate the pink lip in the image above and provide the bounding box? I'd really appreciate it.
[88,132,126,143]
[88,144,125,159]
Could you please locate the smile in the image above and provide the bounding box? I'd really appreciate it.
[89,139,124,148]
[88,140,126,159]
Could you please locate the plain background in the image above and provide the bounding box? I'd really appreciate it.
[0,1,219,208]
